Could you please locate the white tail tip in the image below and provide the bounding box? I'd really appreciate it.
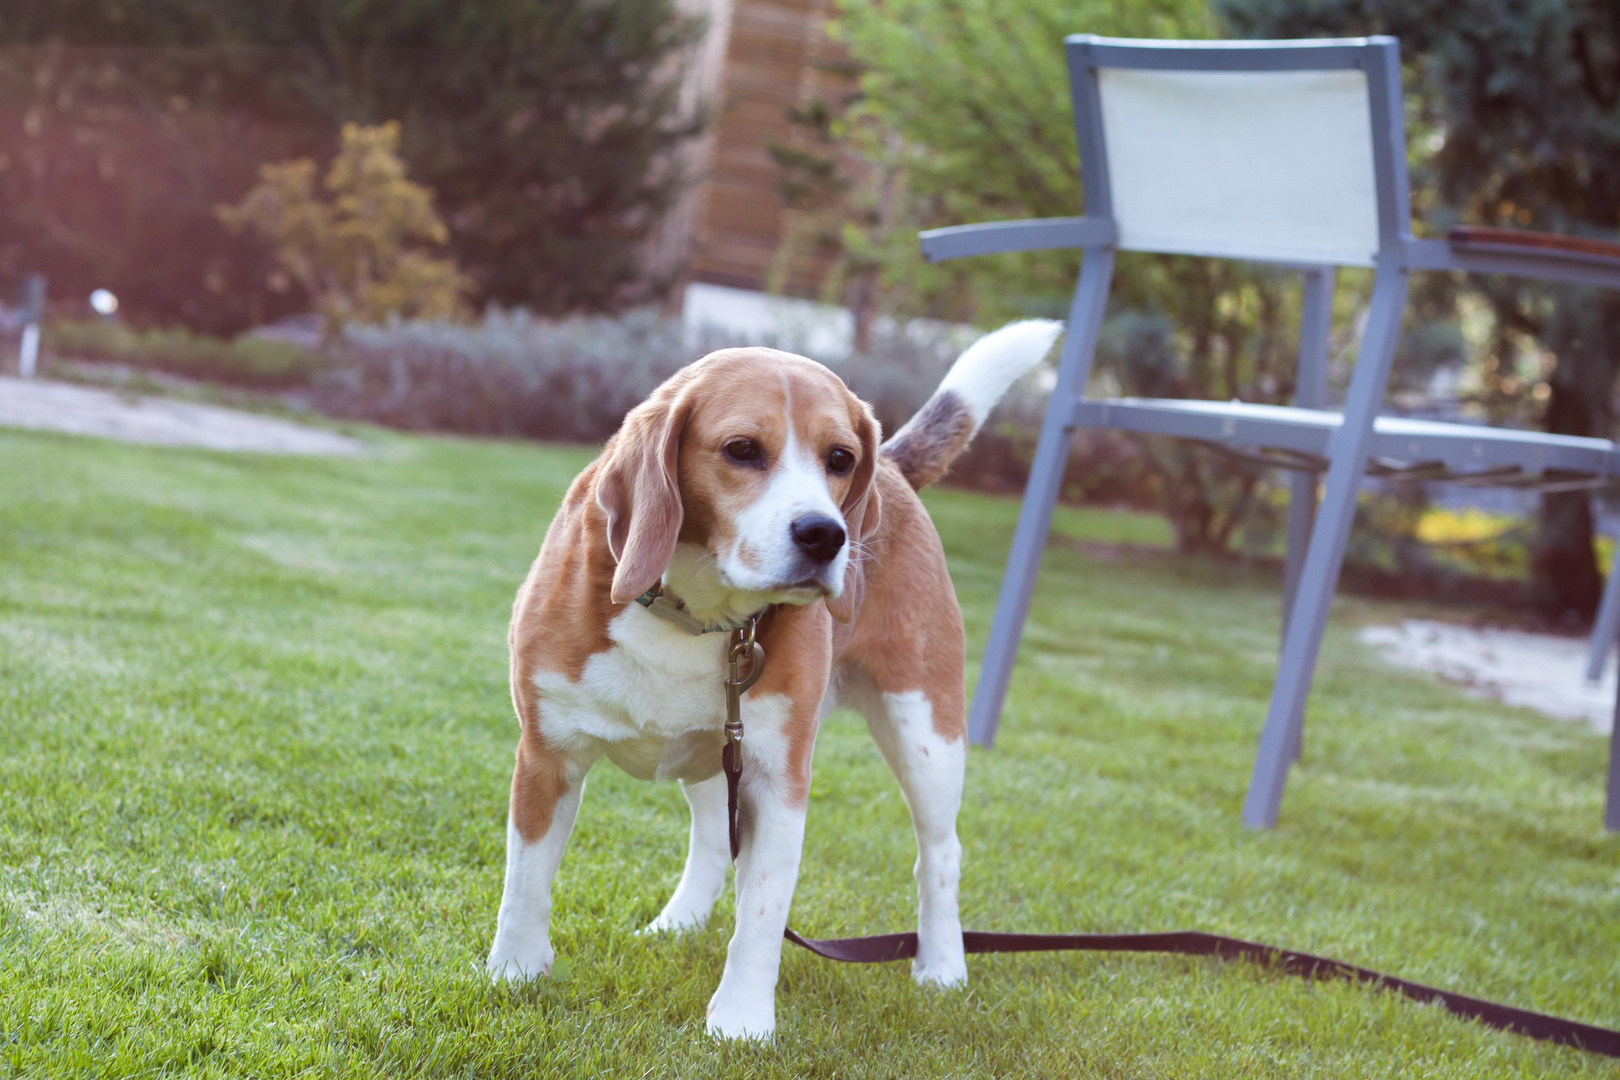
[938,319,1064,426]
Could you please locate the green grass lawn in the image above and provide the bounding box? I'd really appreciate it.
[1,425,1615,1078]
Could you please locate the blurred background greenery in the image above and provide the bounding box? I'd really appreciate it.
[1,0,1616,623]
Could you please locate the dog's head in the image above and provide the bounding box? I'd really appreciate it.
[596,347,881,624]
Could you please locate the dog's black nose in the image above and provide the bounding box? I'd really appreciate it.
[790,514,846,564]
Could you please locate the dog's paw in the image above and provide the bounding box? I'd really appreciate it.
[912,927,968,988]
[637,906,709,937]
[486,953,550,982]
[911,957,968,989]
[705,992,776,1041]
[485,935,553,982]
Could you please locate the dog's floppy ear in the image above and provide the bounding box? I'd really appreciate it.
[597,387,693,605]
[825,398,882,624]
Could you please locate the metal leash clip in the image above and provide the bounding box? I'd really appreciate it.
[724,617,764,740]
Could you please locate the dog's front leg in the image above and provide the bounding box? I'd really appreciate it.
[487,730,591,980]
[644,772,730,933]
[704,710,815,1041]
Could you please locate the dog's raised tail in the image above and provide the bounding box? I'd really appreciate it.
[881,319,1063,490]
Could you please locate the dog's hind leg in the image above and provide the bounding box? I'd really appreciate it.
[486,731,592,981]
[643,772,730,933]
[846,675,968,987]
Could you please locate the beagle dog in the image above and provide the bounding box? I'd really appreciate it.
[485,320,1064,1039]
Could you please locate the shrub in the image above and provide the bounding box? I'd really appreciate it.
[315,308,962,442]
[310,309,1156,506]
[45,319,322,388]
[312,308,695,442]
[218,122,474,337]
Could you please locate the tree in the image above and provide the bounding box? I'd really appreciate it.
[832,0,1321,552]
[1218,0,1620,621]
[219,122,472,336]
[0,0,703,329]
[766,93,973,354]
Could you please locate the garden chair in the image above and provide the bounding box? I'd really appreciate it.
[1586,558,1620,683]
[920,35,1620,829]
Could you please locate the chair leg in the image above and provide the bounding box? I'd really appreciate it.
[1281,470,1319,762]
[1608,683,1620,832]
[1280,267,1333,764]
[1242,263,1409,829]
[1587,544,1620,682]
[1244,469,1359,827]
[967,403,1074,748]
[966,248,1115,748]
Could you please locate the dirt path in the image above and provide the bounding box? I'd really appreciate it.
[1360,619,1614,734]
[0,376,364,455]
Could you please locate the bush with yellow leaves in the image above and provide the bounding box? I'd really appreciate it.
[220,122,473,337]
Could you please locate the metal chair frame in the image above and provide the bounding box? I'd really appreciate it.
[922,34,1620,829]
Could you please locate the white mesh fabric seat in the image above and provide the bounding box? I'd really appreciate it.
[1099,67,1380,265]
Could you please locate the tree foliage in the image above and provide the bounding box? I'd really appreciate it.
[1219,0,1620,618]
[835,0,1213,323]
[832,0,1326,552]
[219,122,471,336]
[766,93,972,354]
[0,0,701,330]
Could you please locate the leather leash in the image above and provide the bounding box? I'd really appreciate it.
[646,585,1620,1060]
[722,618,763,861]
[782,927,1620,1059]
[633,586,762,860]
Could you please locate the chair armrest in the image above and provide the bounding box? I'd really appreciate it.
[1403,227,1620,289]
[919,216,1116,263]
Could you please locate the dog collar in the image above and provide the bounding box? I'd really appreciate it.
[634,584,761,636]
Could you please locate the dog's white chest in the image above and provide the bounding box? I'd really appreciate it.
[532,606,734,782]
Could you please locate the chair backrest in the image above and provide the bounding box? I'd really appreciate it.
[1067,36,1411,268]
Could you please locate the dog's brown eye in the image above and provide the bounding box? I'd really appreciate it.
[827,447,855,475]
[723,438,764,466]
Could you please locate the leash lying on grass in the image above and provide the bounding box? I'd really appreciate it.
[782,927,1620,1060]
[649,602,1620,1060]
